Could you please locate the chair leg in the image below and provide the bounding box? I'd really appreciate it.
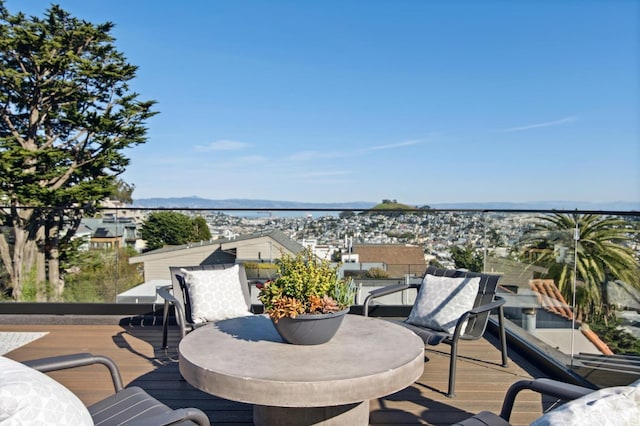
[498,306,508,368]
[162,300,170,350]
[446,309,508,398]
[447,340,458,398]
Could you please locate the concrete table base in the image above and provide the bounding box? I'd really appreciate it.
[253,401,368,426]
[179,314,424,426]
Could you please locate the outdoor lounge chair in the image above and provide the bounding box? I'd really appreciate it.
[158,263,253,349]
[453,377,621,425]
[363,266,508,397]
[2,352,209,425]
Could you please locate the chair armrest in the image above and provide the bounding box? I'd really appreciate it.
[363,283,411,316]
[23,352,124,392]
[468,297,506,315]
[157,285,188,338]
[157,285,179,304]
[499,378,595,421]
[450,297,507,340]
[128,407,211,426]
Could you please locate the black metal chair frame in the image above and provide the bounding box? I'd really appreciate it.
[24,352,210,426]
[157,263,252,349]
[363,266,508,397]
[453,377,595,425]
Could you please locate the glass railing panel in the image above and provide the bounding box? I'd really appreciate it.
[483,211,640,387]
[1,205,638,386]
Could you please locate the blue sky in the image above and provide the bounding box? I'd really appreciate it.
[7,1,640,205]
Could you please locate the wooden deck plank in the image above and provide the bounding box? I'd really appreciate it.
[1,321,548,425]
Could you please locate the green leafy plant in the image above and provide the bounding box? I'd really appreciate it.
[258,248,356,322]
[589,315,640,355]
[140,212,211,252]
[366,267,390,278]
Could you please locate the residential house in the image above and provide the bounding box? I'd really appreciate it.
[485,256,548,290]
[128,229,304,282]
[351,244,427,278]
[78,217,139,251]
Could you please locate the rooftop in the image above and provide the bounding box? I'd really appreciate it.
[1,206,638,423]
[1,315,557,425]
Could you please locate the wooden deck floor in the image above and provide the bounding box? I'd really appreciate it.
[1,320,549,425]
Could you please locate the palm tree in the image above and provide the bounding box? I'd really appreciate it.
[521,213,639,321]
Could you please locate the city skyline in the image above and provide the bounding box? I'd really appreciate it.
[8,1,640,206]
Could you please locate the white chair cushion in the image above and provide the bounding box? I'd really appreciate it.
[531,384,640,426]
[181,265,252,324]
[0,356,93,426]
[406,274,480,334]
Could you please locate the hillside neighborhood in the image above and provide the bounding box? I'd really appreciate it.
[78,206,637,363]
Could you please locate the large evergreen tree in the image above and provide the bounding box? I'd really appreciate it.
[450,244,483,272]
[140,212,211,252]
[109,179,136,204]
[192,216,212,242]
[0,3,156,300]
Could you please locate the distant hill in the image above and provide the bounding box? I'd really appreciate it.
[428,201,640,211]
[131,197,639,212]
[132,196,375,210]
[366,200,419,216]
[370,201,417,210]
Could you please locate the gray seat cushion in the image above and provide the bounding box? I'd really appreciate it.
[391,320,451,345]
[88,386,190,425]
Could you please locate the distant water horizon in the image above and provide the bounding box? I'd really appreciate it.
[130,196,640,212]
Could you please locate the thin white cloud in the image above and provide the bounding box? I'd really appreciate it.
[284,138,426,163]
[194,139,251,152]
[500,116,578,133]
[368,139,423,151]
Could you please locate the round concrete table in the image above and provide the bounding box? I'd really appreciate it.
[179,314,424,426]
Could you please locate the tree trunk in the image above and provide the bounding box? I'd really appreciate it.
[35,225,47,301]
[10,217,29,300]
[9,243,23,301]
[47,220,63,300]
[0,230,15,295]
[0,207,47,301]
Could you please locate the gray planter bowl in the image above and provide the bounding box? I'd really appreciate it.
[272,308,349,345]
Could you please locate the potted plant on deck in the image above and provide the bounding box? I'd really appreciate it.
[258,248,356,345]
